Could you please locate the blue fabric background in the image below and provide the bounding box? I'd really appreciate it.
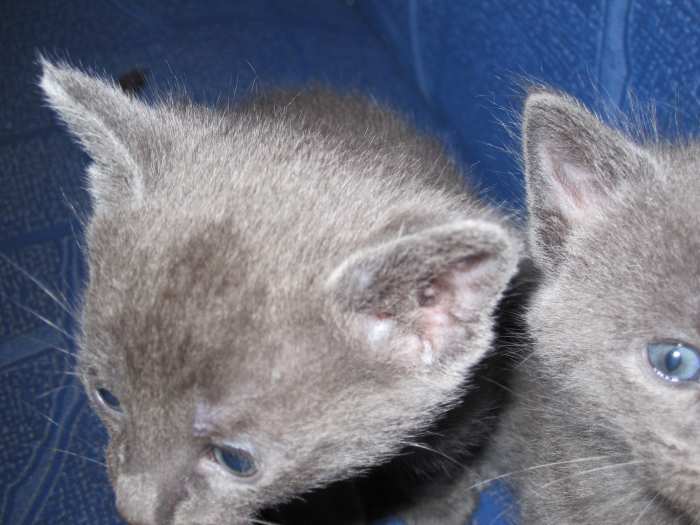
[2,1,699,524]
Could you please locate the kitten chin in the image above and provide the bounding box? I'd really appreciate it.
[39,57,522,525]
[480,89,700,525]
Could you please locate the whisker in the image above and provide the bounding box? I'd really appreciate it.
[30,337,108,368]
[477,378,619,430]
[469,454,629,491]
[480,376,520,397]
[36,384,77,399]
[22,333,78,361]
[20,400,97,449]
[631,491,660,524]
[250,519,282,525]
[45,446,107,468]
[552,484,646,523]
[290,493,310,504]
[400,441,465,468]
[46,346,76,359]
[486,499,517,525]
[0,251,76,319]
[539,460,645,489]
[58,187,89,231]
[6,298,77,342]
[23,401,63,428]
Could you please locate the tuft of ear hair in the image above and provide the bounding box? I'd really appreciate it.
[326,220,520,368]
[38,56,162,211]
[522,90,655,274]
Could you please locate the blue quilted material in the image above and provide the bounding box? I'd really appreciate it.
[2,1,699,523]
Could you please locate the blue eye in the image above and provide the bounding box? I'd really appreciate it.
[96,388,122,412]
[213,446,257,477]
[647,341,700,382]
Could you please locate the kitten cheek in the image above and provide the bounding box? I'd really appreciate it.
[104,437,126,480]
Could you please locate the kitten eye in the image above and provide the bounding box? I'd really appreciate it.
[212,446,257,478]
[647,341,700,382]
[96,387,122,412]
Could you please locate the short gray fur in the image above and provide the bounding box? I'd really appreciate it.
[483,90,700,524]
[39,58,521,525]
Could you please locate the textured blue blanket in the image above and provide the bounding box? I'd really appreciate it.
[2,1,699,524]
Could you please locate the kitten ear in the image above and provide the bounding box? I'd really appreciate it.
[523,91,654,274]
[327,220,520,368]
[39,56,160,211]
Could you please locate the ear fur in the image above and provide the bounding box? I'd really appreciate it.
[523,90,655,274]
[39,56,162,211]
[326,220,520,367]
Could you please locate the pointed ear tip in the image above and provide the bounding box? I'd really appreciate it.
[37,54,57,84]
[37,57,98,95]
[37,59,121,116]
[36,53,71,78]
[37,57,75,98]
[455,219,523,265]
[522,93,593,154]
[524,90,582,120]
[459,217,516,242]
[525,89,561,105]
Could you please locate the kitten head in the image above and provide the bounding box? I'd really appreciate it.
[40,58,520,524]
[524,90,700,516]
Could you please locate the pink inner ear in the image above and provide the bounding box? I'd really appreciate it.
[414,256,492,364]
[359,251,500,367]
[555,162,592,208]
[417,280,440,308]
[538,142,598,220]
[417,303,452,364]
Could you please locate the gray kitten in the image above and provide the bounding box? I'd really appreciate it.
[484,91,700,524]
[39,58,521,525]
